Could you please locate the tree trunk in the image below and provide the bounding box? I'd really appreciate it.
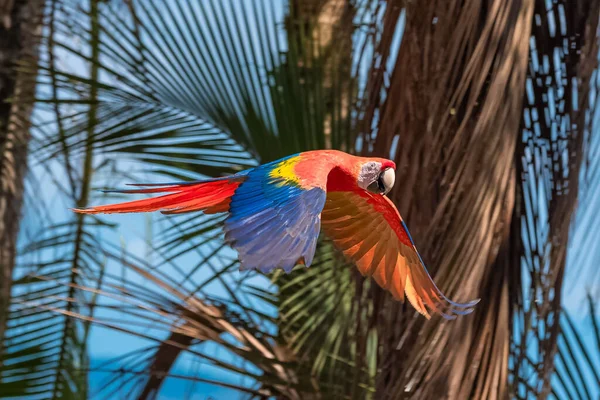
[286,0,355,151]
[0,0,42,363]
[363,0,600,399]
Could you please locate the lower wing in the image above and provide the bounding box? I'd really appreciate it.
[321,190,479,319]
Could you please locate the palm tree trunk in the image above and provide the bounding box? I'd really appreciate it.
[363,0,600,398]
[0,0,42,363]
[287,0,355,150]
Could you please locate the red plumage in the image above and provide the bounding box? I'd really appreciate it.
[73,178,243,215]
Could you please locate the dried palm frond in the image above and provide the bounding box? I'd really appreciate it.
[352,0,599,399]
[19,248,317,399]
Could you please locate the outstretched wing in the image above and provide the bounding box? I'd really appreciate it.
[223,156,326,274]
[73,153,329,275]
[321,191,479,319]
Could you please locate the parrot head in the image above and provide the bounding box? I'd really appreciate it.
[356,159,396,195]
[323,152,397,195]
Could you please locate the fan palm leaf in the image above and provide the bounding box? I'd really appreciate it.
[3,0,368,397]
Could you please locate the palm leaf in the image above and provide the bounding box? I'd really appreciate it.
[553,296,600,400]
[8,0,373,397]
[23,248,318,399]
[1,0,101,397]
[352,0,600,399]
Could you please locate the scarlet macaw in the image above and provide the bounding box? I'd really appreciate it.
[74,150,478,319]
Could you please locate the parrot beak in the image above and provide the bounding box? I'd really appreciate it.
[366,167,395,195]
[380,168,395,194]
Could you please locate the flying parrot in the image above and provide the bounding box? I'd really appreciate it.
[73,150,478,319]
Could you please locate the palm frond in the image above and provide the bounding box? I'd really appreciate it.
[353,0,600,399]
[9,0,379,397]
[264,3,402,396]
[511,1,600,397]
[23,248,318,399]
[0,0,89,398]
[266,241,361,395]
[553,296,600,400]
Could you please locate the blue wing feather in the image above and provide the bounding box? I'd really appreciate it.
[224,161,325,274]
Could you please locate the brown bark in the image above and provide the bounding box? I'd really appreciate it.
[0,0,42,363]
[286,0,355,150]
[360,0,600,399]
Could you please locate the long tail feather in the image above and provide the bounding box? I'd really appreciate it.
[73,178,244,215]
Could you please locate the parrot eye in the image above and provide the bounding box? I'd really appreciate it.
[367,167,395,195]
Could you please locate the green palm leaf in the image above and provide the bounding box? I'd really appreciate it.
[3,0,600,398]
[5,0,371,397]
